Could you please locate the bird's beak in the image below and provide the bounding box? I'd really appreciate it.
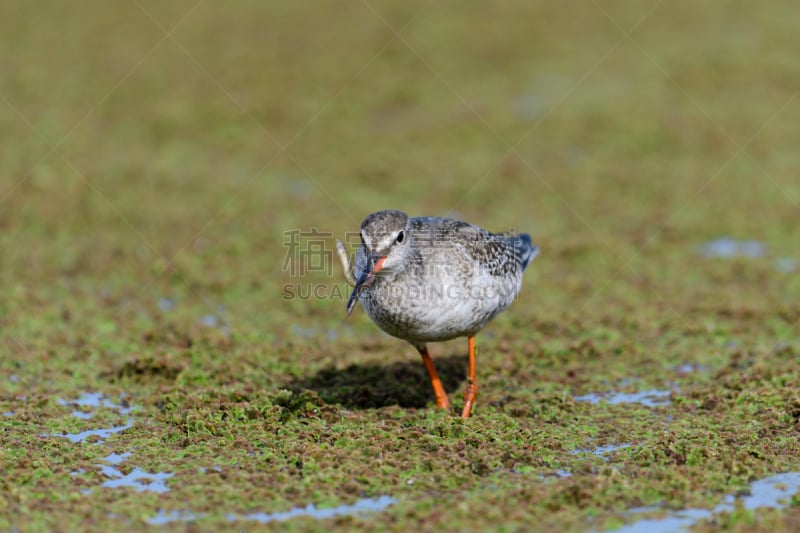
[346,254,387,315]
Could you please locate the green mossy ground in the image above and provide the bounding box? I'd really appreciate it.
[2,1,799,531]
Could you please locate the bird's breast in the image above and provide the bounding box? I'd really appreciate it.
[359,267,523,342]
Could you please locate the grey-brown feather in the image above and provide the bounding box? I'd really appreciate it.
[351,211,538,344]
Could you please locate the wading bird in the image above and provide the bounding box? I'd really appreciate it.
[337,210,538,418]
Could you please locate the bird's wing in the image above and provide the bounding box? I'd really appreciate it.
[410,217,529,276]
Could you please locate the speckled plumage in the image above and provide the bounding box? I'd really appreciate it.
[340,209,539,417]
[350,210,538,344]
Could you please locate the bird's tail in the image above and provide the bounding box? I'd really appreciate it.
[515,233,539,271]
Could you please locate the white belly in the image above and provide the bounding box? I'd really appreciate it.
[361,270,522,342]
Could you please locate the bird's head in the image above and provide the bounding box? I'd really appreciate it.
[346,210,411,314]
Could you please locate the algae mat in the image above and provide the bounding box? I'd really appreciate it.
[2,1,800,531]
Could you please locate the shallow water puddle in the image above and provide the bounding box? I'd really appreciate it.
[100,465,173,493]
[699,238,767,258]
[44,393,174,493]
[226,495,397,524]
[698,238,796,273]
[199,306,231,334]
[147,510,205,526]
[157,297,175,312]
[571,443,633,461]
[44,392,136,444]
[52,421,135,444]
[74,453,174,495]
[574,389,672,407]
[56,392,136,415]
[147,495,396,525]
[674,362,707,374]
[103,452,131,465]
[608,472,800,533]
[537,468,574,481]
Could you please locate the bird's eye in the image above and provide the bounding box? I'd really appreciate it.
[396,230,405,244]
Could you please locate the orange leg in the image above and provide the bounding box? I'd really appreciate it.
[461,336,478,418]
[417,344,450,410]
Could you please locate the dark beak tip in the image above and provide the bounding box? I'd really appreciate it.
[346,297,357,316]
[346,285,361,315]
[346,261,375,316]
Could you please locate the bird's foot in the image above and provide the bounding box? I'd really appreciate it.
[461,380,478,418]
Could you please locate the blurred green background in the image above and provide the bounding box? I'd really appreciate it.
[2,0,798,335]
[2,1,799,531]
